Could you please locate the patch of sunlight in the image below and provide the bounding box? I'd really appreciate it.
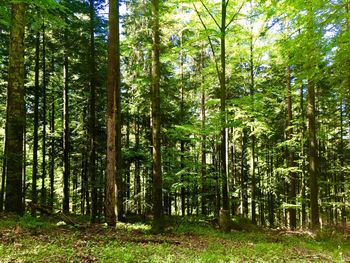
[116,222,151,232]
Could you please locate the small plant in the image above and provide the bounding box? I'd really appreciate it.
[315,226,345,242]
[18,214,49,230]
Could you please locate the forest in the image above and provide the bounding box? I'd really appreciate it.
[1,0,350,261]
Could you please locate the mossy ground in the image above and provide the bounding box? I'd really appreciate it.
[0,214,349,262]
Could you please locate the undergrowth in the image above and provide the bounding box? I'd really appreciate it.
[0,213,349,262]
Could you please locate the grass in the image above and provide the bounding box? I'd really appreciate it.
[0,214,349,262]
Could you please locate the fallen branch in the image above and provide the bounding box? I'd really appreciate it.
[120,237,181,245]
[28,202,88,229]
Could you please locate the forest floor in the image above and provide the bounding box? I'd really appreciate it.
[0,214,349,262]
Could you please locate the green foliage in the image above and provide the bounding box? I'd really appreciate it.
[18,214,50,230]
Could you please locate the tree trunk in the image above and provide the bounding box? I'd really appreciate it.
[200,45,207,216]
[125,109,131,214]
[307,1,320,229]
[151,0,163,232]
[4,3,26,215]
[0,126,7,212]
[250,33,256,225]
[106,0,118,227]
[63,22,70,214]
[115,0,123,221]
[287,65,296,229]
[268,149,274,227]
[241,130,248,217]
[134,112,141,215]
[41,25,47,207]
[300,84,307,228]
[220,0,229,212]
[180,35,186,217]
[49,97,55,211]
[32,31,40,214]
[340,103,346,225]
[89,0,98,223]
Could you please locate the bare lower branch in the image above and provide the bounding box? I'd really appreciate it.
[225,2,244,30]
[199,0,221,30]
[193,3,222,85]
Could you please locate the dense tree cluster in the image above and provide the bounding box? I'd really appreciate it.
[0,0,349,231]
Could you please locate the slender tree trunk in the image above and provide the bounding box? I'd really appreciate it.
[63,23,70,214]
[106,0,118,226]
[220,0,229,212]
[41,25,47,207]
[22,111,26,208]
[200,45,207,216]
[241,130,248,216]
[308,80,320,229]
[49,97,55,211]
[89,0,98,223]
[249,33,256,224]
[134,112,141,214]
[0,126,7,212]
[307,1,320,229]
[125,109,131,214]
[342,0,350,227]
[231,140,237,215]
[5,3,26,215]
[287,65,296,229]
[72,161,77,213]
[151,0,163,231]
[180,35,186,217]
[115,0,123,221]
[300,85,307,228]
[32,31,40,214]
[268,149,274,227]
[340,103,346,225]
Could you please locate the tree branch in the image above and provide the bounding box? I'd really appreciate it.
[193,3,222,85]
[225,2,244,30]
[199,0,221,30]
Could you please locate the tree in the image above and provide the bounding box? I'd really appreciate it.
[31,30,40,214]
[41,24,47,207]
[4,2,26,215]
[306,0,320,229]
[194,0,242,230]
[151,0,164,232]
[89,0,97,223]
[105,0,119,227]
[63,16,70,214]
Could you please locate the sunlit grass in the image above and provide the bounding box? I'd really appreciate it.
[116,221,151,233]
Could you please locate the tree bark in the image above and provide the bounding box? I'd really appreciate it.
[268,149,274,227]
[180,34,186,217]
[249,32,256,224]
[32,31,40,215]
[306,1,320,229]
[49,95,55,211]
[115,0,123,221]
[63,22,70,214]
[41,25,47,207]
[0,125,7,212]
[106,0,118,227]
[89,0,98,223]
[200,45,207,216]
[287,65,296,229]
[4,3,26,215]
[300,84,307,228]
[134,112,141,215]
[220,0,229,212]
[151,0,163,232]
